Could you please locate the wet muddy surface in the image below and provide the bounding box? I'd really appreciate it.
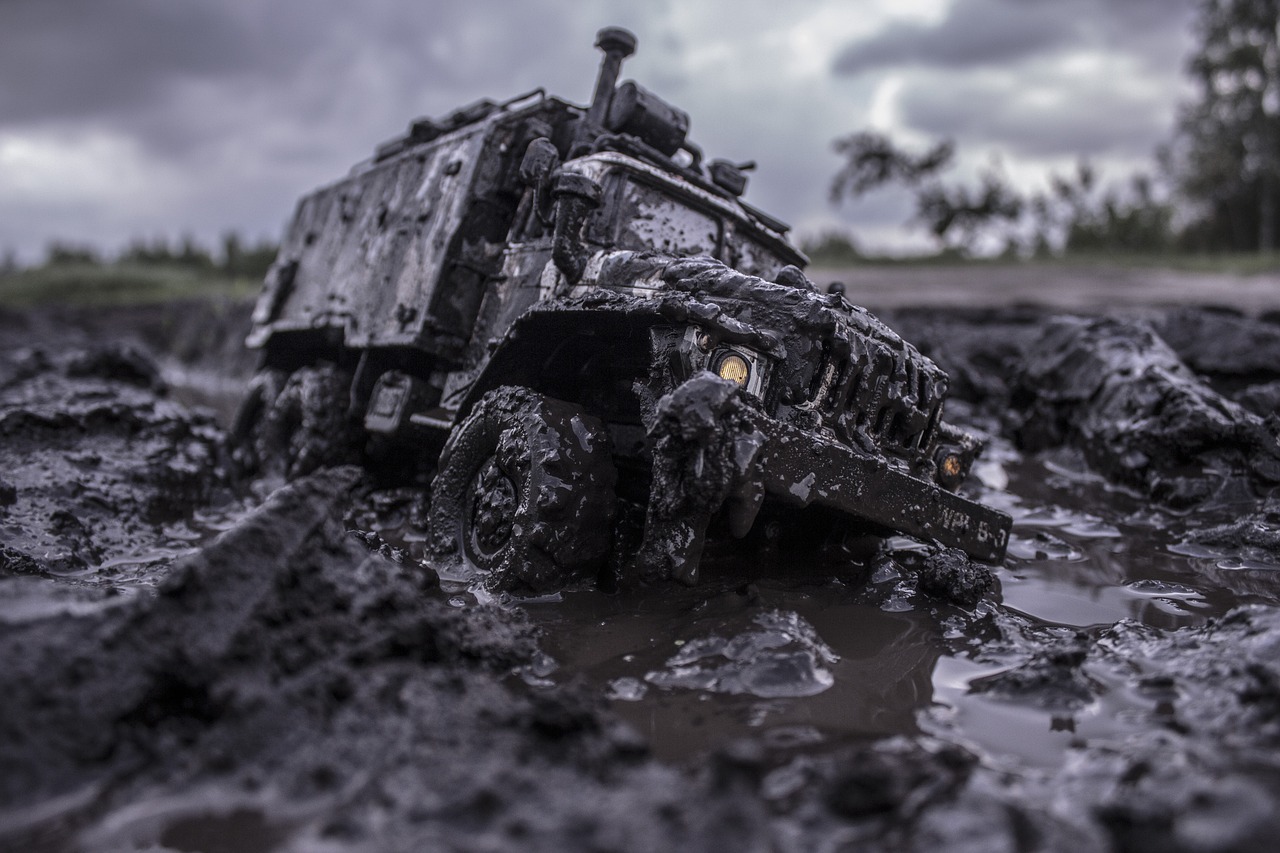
[5,298,1280,850]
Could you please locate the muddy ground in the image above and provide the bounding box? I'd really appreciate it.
[4,280,1280,851]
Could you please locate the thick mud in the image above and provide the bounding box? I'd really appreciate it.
[4,300,1280,851]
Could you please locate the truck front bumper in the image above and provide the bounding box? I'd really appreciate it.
[749,415,1010,564]
[633,373,1011,585]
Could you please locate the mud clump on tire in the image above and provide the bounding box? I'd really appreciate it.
[234,362,363,480]
[634,372,767,585]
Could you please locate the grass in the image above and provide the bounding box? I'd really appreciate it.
[6,249,1280,310]
[1031,250,1280,275]
[0,263,260,308]
[804,247,1280,275]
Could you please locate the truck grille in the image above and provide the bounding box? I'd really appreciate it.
[801,334,946,459]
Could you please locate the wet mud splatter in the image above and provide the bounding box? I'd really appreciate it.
[5,302,1280,851]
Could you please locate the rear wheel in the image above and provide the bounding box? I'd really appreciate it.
[232,363,361,479]
[428,387,617,592]
[231,368,287,476]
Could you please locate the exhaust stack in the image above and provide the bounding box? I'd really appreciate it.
[585,27,637,133]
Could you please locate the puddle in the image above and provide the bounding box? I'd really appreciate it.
[926,654,1157,771]
[527,579,944,764]
[515,414,1275,771]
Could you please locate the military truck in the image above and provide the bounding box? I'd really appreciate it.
[236,27,1011,591]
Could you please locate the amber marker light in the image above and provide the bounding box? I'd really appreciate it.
[941,454,963,479]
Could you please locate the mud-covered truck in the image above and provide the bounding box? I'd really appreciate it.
[236,27,1011,591]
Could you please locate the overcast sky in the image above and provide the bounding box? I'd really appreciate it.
[0,0,1199,263]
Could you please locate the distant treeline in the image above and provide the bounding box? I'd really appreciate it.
[2,232,280,280]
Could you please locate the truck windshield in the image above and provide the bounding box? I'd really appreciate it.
[613,177,721,258]
[722,226,792,280]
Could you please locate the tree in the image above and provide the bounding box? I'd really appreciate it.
[1174,0,1280,251]
[121,236,174,265]
[828,134,1175,257]
[913,162,1024,253]
[44,242,99,266]
[237,237,280,279]
[1029,162,1174,254]
[221,231,243,276]
[830,131,953,202]
[829,131,1024,254]
[800,231,863,265]
[175,233,211,270]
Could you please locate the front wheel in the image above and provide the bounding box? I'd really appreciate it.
[427,387,617,592]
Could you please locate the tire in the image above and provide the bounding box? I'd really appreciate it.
[230,368,287,476]
[232,363,361,479]
[427,387,617,592]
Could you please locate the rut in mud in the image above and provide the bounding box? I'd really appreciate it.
[4,300,1280,851]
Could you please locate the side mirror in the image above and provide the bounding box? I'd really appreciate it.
[520,138,559,186]
[519,138,561,227]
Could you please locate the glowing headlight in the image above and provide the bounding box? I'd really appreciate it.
[716,352,751,388]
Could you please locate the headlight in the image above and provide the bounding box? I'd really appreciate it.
[715,351,751,388]
[682,327,768,397]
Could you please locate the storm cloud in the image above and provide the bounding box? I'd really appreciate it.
[829,0,1197,175]
[894,69,1177,160]
[0,0,1200,261]
[832,0,1191,76]
[0,1,277,126]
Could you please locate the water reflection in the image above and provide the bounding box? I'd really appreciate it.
[980,441,1272,628]
[644,610,838,698]
[527,581,943,764]
[928,641,1163,770]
